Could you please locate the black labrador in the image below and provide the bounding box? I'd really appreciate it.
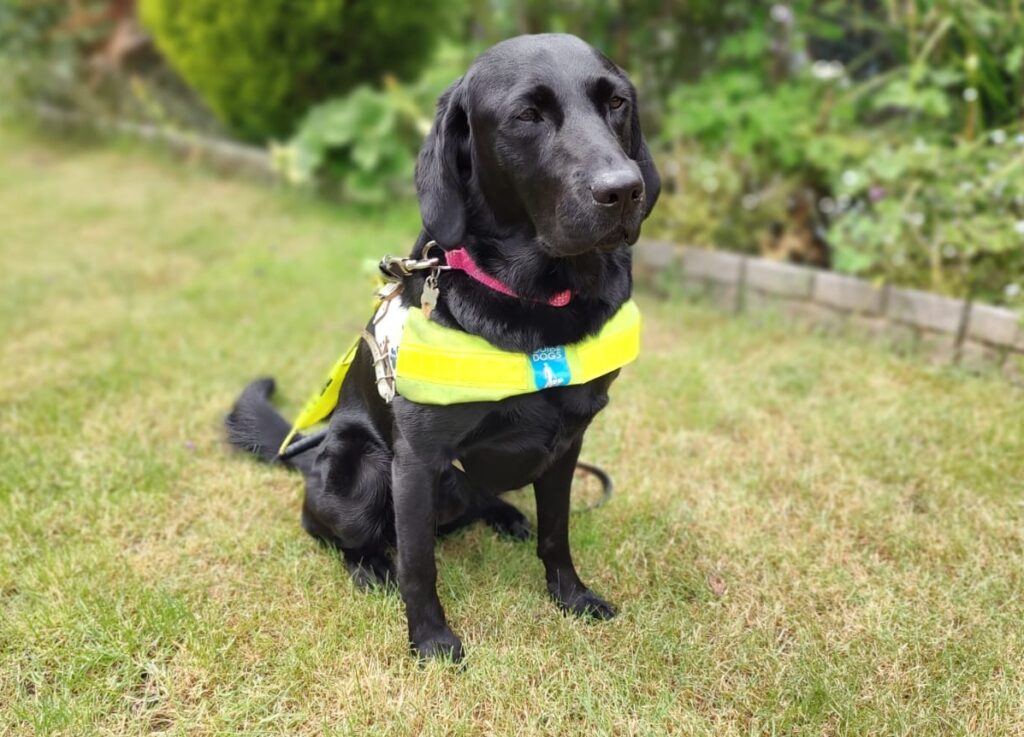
[226,33,660,662]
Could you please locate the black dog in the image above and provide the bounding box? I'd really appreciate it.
[226,34,659,662]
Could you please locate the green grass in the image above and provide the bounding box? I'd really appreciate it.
[2,123,1023,736]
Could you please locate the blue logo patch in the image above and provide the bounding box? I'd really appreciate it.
[530,346,571,389]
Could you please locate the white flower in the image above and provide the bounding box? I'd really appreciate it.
[1006,283,1022,299]
[812,60,845,81]
[963,87,979,102]
[770,4,793,24]
[1015,220,1024,236]
[990,129,1007,145]
[841,169,859,187]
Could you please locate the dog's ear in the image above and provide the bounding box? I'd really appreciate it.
[416,77,470,247]
[628,88,661,219]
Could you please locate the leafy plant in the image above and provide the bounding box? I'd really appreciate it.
[139,0,453,141]
[650,0,1024,304]
[272,85,416,203]
[827,134,1024,305]
[271,45,467,202]
[0,0,113,110]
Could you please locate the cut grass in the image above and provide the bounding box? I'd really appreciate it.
[1,123,1023,736]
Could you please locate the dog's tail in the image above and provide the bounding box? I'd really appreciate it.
[225,377,314,472]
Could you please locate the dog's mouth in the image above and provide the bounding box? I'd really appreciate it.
[540,222,637,258]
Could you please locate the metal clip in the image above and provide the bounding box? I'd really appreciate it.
[377,241,450,282]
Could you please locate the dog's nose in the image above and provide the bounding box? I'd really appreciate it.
[590,169,643,208]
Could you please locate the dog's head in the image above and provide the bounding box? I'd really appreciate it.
[416,34,660,257]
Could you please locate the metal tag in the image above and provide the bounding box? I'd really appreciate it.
[421,272,440,320]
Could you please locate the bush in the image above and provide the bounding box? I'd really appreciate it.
[272,46,465,202]
[827,135,1024,305]
[272,84,419,203]
[0,0,219,132]
[139,0,452,141]
[648,0,1024,304]
[0,0,118,111]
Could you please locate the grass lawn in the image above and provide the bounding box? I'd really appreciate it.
[2,122,1023,737]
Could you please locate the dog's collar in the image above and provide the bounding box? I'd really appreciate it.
[445,248,572,307]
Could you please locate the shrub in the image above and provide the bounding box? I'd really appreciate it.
[272,46,464,202]
[649,0,1024,304]
[139,0,452,141]
[272,84,419,203]
[826,135,1024,306]
[0,0,118,110]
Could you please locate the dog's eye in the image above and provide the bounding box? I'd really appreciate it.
[516,108,541,122]
[609,96,625,110]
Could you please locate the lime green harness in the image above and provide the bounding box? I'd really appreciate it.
[279,297,641,453]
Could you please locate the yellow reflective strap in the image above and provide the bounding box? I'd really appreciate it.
[282,299,642,444]
[569,300,641,383]
[278,336,360,454]
[395,300,641,405]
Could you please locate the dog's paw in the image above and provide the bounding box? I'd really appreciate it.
[411,628,464,664]
[550,585,617,620]
[345,553,396,592]
[483,501,532,542]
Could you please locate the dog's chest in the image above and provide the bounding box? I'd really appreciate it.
[447,378,615,493]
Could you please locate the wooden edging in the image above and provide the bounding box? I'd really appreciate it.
[635,240,1024,385]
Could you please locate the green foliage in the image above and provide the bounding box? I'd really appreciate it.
[649,0,1024,304]
[0,0,108,109]
[272,48,466,202]
[663,73,841,174]
[828,135,1024,303]
[7,0,1022,303]
[273,86,418,203]
[138,0,452,141]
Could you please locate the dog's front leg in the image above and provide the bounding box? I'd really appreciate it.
[534,438,616,620]
[392,437,463,662]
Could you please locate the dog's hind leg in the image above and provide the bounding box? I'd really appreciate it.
[480,497,532,540]
[301,504,395,590]
[299,420,397,591]
[434,470,532,541]
[436,496,531,540]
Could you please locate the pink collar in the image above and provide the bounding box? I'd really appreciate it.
[444,248,572,307]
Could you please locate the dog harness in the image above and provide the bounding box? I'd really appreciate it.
[278,255,641,454]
